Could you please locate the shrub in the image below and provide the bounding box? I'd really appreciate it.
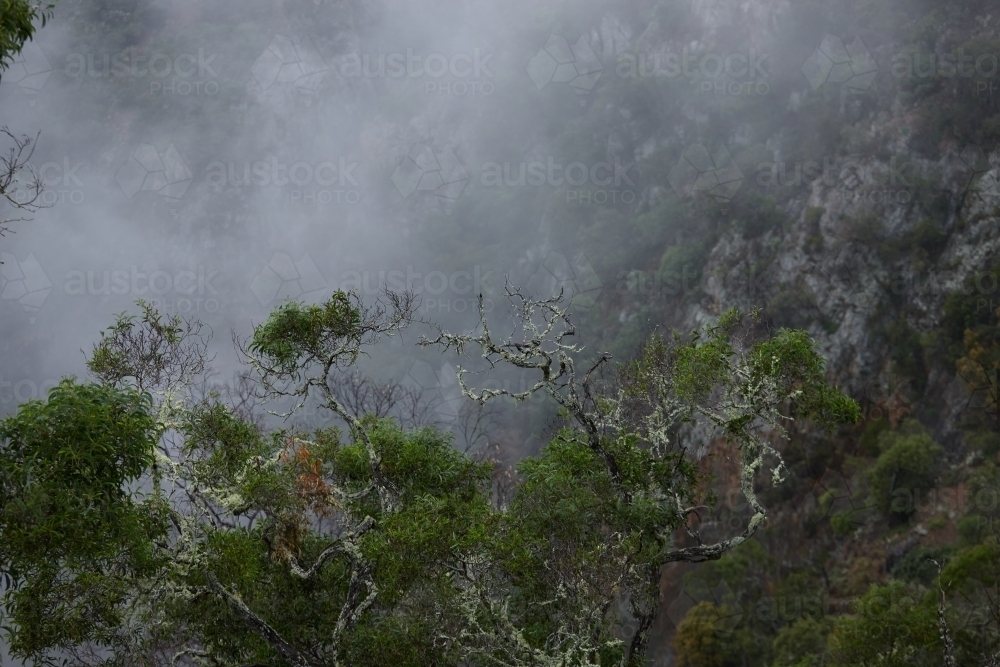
[829,580,940,667]
[772,617,831,667]
[866,419,943,520]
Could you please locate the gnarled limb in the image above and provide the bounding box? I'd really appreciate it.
[207,574,314,667]
[421,283,628,500]
[287,515,375,580]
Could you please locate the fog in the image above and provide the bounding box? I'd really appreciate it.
[6,0,997,662]
[0,1,538,416]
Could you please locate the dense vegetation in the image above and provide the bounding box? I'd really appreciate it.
[0,294,857,666]
[3,0,1000,664]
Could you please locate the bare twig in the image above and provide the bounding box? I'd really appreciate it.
[0,127,47,235]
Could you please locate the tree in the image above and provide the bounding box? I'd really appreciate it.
[829,580,940,667]
[0,0,54,77]
[866,419,943,521]
[0,287,859,666]
[0,1,56,235]
[0,126,46,235]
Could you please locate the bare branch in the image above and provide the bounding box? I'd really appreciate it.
[420,281,629,500]
[87,299,213,395]
[0,127,48,235]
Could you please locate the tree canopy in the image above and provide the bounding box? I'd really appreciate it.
[0,0,53,77]
[0,289,859,666]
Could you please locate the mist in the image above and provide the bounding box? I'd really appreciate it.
[4,0,1000,663]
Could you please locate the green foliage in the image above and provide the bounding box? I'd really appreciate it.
[0,378,164,661]
[866,419,943,519]
[0,0,54,77]
[956,459,1000,547]
[659,241,709,300]
[936,264,1000,367]
[0,378,158,562]
[830,512,854,538]
[771,617,831,667]
[747,328,861,429]
[829,580,940,667]
[938,542,1000,659]
[909,218,947,271]
[674,325,735,402]
[860,418,890,457]
[0,297,861,667]
[174,420,493,667]
[966,431,1000,457]
[87,299,197,390]
[736,191,787,239]
[248,292,362,373]
[890,545,953,585]
[673,601,730,667]
[941,542,1000,589]
[11,0,1000,661]
[182,401,271,491]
